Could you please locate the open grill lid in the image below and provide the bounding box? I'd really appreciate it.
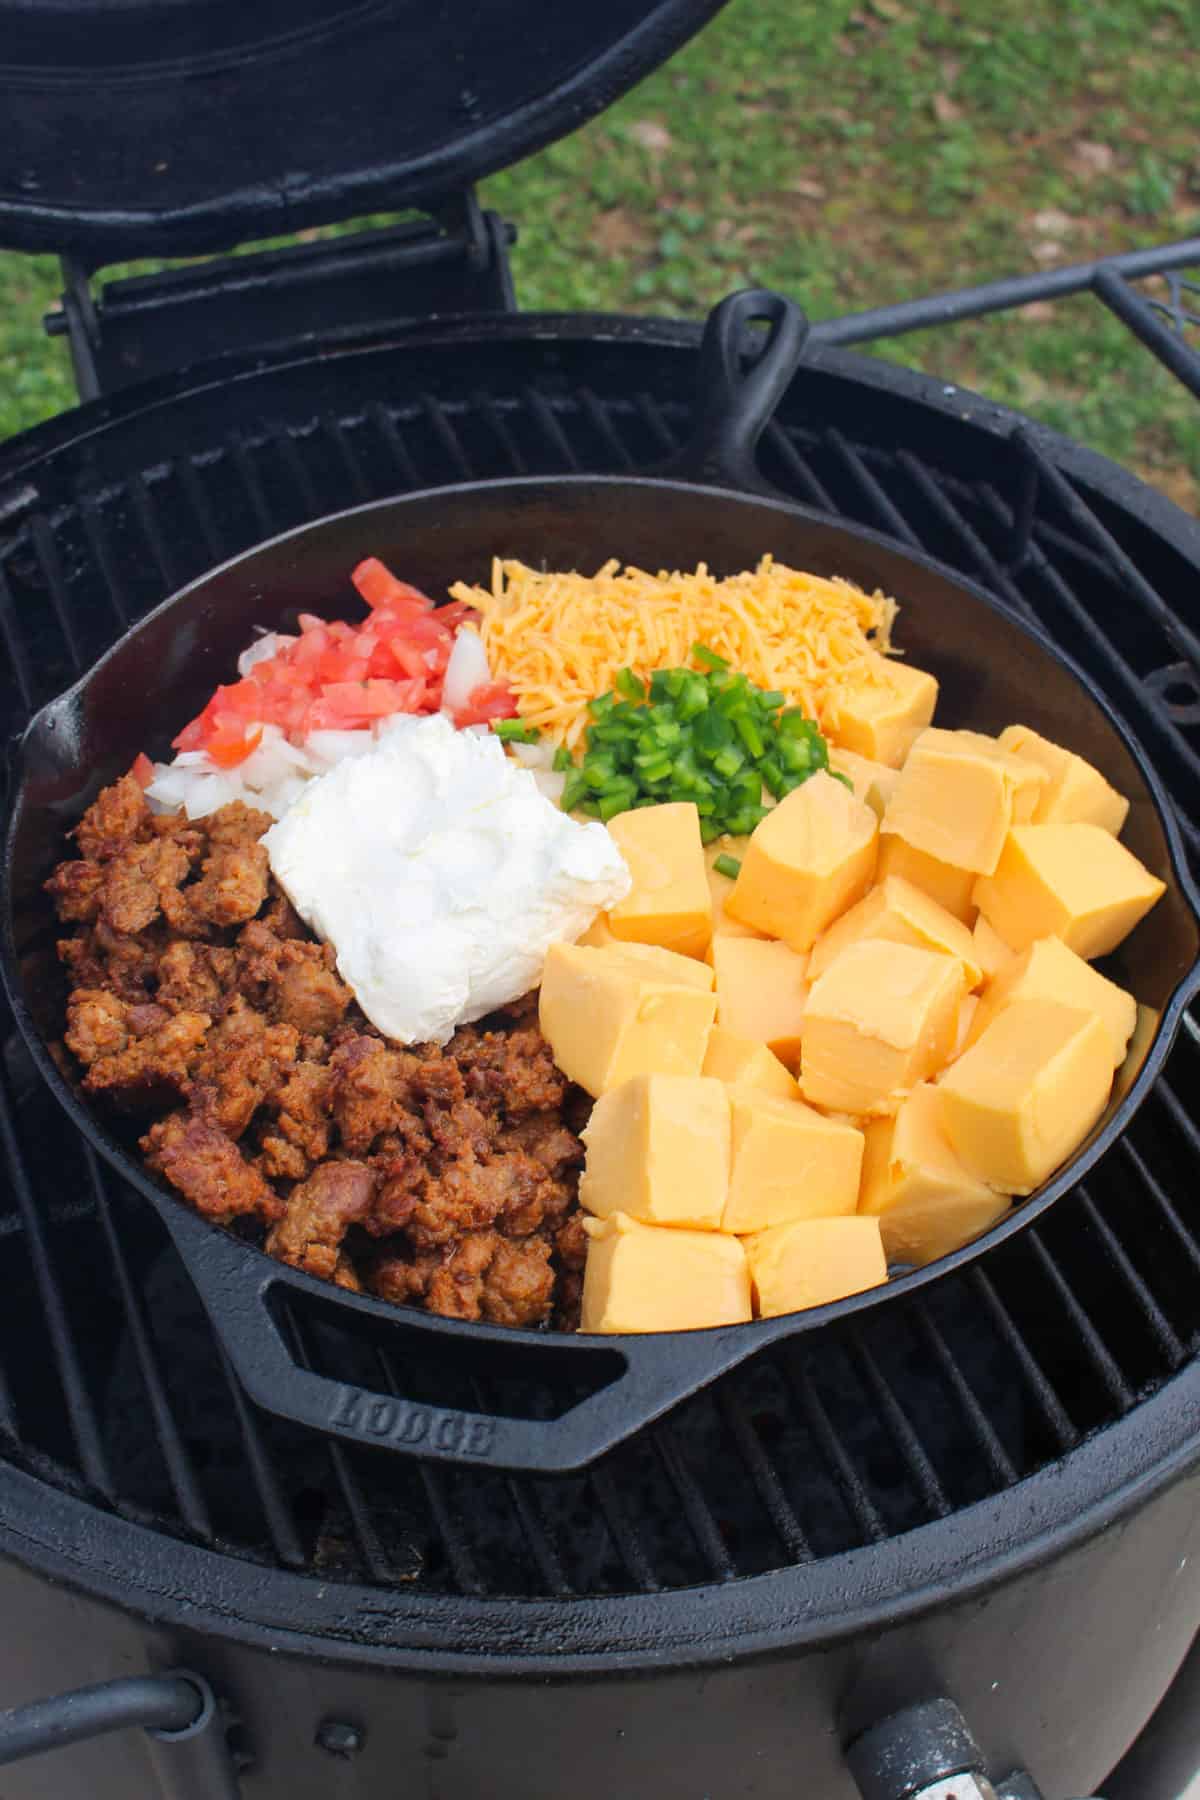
[0,0,726,260]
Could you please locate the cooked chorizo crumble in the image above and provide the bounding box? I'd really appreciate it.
[48,770,588,1330]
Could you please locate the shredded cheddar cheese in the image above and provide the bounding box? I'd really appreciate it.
[453,557,900,748]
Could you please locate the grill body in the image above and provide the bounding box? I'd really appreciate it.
[2,311,1200,1796]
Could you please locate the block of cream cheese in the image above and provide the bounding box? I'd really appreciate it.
[826,651,939,767]
[875,834,977,924]
[998,724,1130,834]
[263,712,630,1046]
[828,747,901,819]
[606,801,712,959]
[808,874,983,986]
[972,824,1165,959]
[702,1025,800,1102]
[711,936,811,1068]
[938,998,1113,1194]
[722,1091,863,1234]
[745,1216,887,1317]
[726,771,878,952]
[965,935,1137,1067]
[972,912,1016,982]
[859,1083,1008,1265]
[581,1212,752,1333]
[580,1074,730,1230]
[800,940,966,1115]
[539,943,716,1097]
[881,728,1047,876]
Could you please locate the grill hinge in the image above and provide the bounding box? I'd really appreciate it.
[45,188,517,402]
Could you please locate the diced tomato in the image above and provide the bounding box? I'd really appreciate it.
[453,681,519,726]
[436,601,480,632]
[206,723,263,768]
[352,557,433,613]
[130,752,155,788]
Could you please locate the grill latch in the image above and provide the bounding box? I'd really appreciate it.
[847,1698,1101,1800]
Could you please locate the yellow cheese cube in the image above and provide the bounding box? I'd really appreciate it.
[965,936,1137,1068]
[580,1074,730,1230]
[577,911,619,949]
[972,824,1165,960]
[998,724,1130,834]
[712,936,811,1068]
[726,771,878,952]
[702,1025,800,1101]
[876,834,977,924]
[938,999,1113,1194]
[808,874,983,987]
[881,728,1047,876]
[607,802,712,959]
[827,651,939,767]
[951,993,979,1062]
[722,1091,863,1234]
[539,943,716,1098]
[800,940,966,1116]
[859,1084,1009,1265]
[828,747,901,819]
[603,942,715,991]
[972,912,1016,982]
[581,1212,752,1333]
[705,845,767,954]
[745,1216,887,1318]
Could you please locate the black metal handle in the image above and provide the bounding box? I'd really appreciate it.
[162,1202,766,1473]
[660,286,810,494]
[846,1699,1102,1800]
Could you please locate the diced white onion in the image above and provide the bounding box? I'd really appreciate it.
[441,627,491,716]
[237,631,296,677]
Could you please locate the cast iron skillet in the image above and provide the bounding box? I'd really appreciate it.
[5,291,1200,1475]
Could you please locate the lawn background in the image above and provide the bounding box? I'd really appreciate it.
[1,0,1197,508]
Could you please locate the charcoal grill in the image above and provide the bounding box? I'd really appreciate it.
[3,5,1200,1798]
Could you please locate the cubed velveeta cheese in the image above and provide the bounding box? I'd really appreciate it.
[964,935,1137,1068]
[876,834,977,924]
[972,912,1016,982]
[603,942,715,991]
[800,940,966,1116]
[725,771,878,952]
[580,1074,730,1230]
[951,993,979,1062]
[827,651,939,767]
[745,1216,887,1318]
[577,911,620,950]
[998,724,1130,834]
[808,874,983,987]
[705,844,767,953]
[972,824,1165,960]
[881,728,1047,876]
[607,802,712,958]
[711,937,810,1068]
[828,747,901,819]
[581,1212,752,1333]
[938,999,1113,1195]
[722,1091,863,1234]
[859,1083,1009,1265]
[539,943,716,1098]
[702,1025,800,1101]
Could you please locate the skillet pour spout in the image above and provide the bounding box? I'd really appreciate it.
[4,290,1199,1474]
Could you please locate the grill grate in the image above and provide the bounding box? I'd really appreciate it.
[2,323,1200,1602]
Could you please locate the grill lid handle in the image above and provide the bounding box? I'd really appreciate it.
[659,286,810,496]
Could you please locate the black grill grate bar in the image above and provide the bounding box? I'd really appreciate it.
[763,422,838,510]
[84,1152,213,1541]
[76,495,135,631]
[651,1418,736,1581]
[1013,430,1200,680]
[634,393,681,459]
[29,514,84,674]
[823,429,922,547]
[579,390,637,470]
[213,1344,308,1569]
[421,396,473,481]
[1093,268,1200,401]
[0,1072,112,1497]
[0,559,36,711]
[1119,1108,1200,1281]
[376,1348,482,1594]
[467,1378,571,1596]
[283,1305,393,1584]
[714,1377,813,1563]
[370,404,421,489]
[321,419,372,505]
[176,459,225,565]
[270,428,321,516]
[894,449,1033,612]
[1073,1183,1186,1368]
[524,389,580,473]
[782,1349,887,1544]
[967,1266,1078,1450]
[846,1329,952,1521]
[911,1306,1018,1487]
[0,1350,15,1440]
[127,473,186,593]
[228,434,276,539]
[479,396,527,477]
[1024,1228,1135,1411]
[586,1464,662,1592]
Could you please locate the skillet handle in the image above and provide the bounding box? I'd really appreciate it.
[660,287,810,495]
[161,1203,760,1473]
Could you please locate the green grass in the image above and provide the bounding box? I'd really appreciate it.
[2,0,1198,505]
